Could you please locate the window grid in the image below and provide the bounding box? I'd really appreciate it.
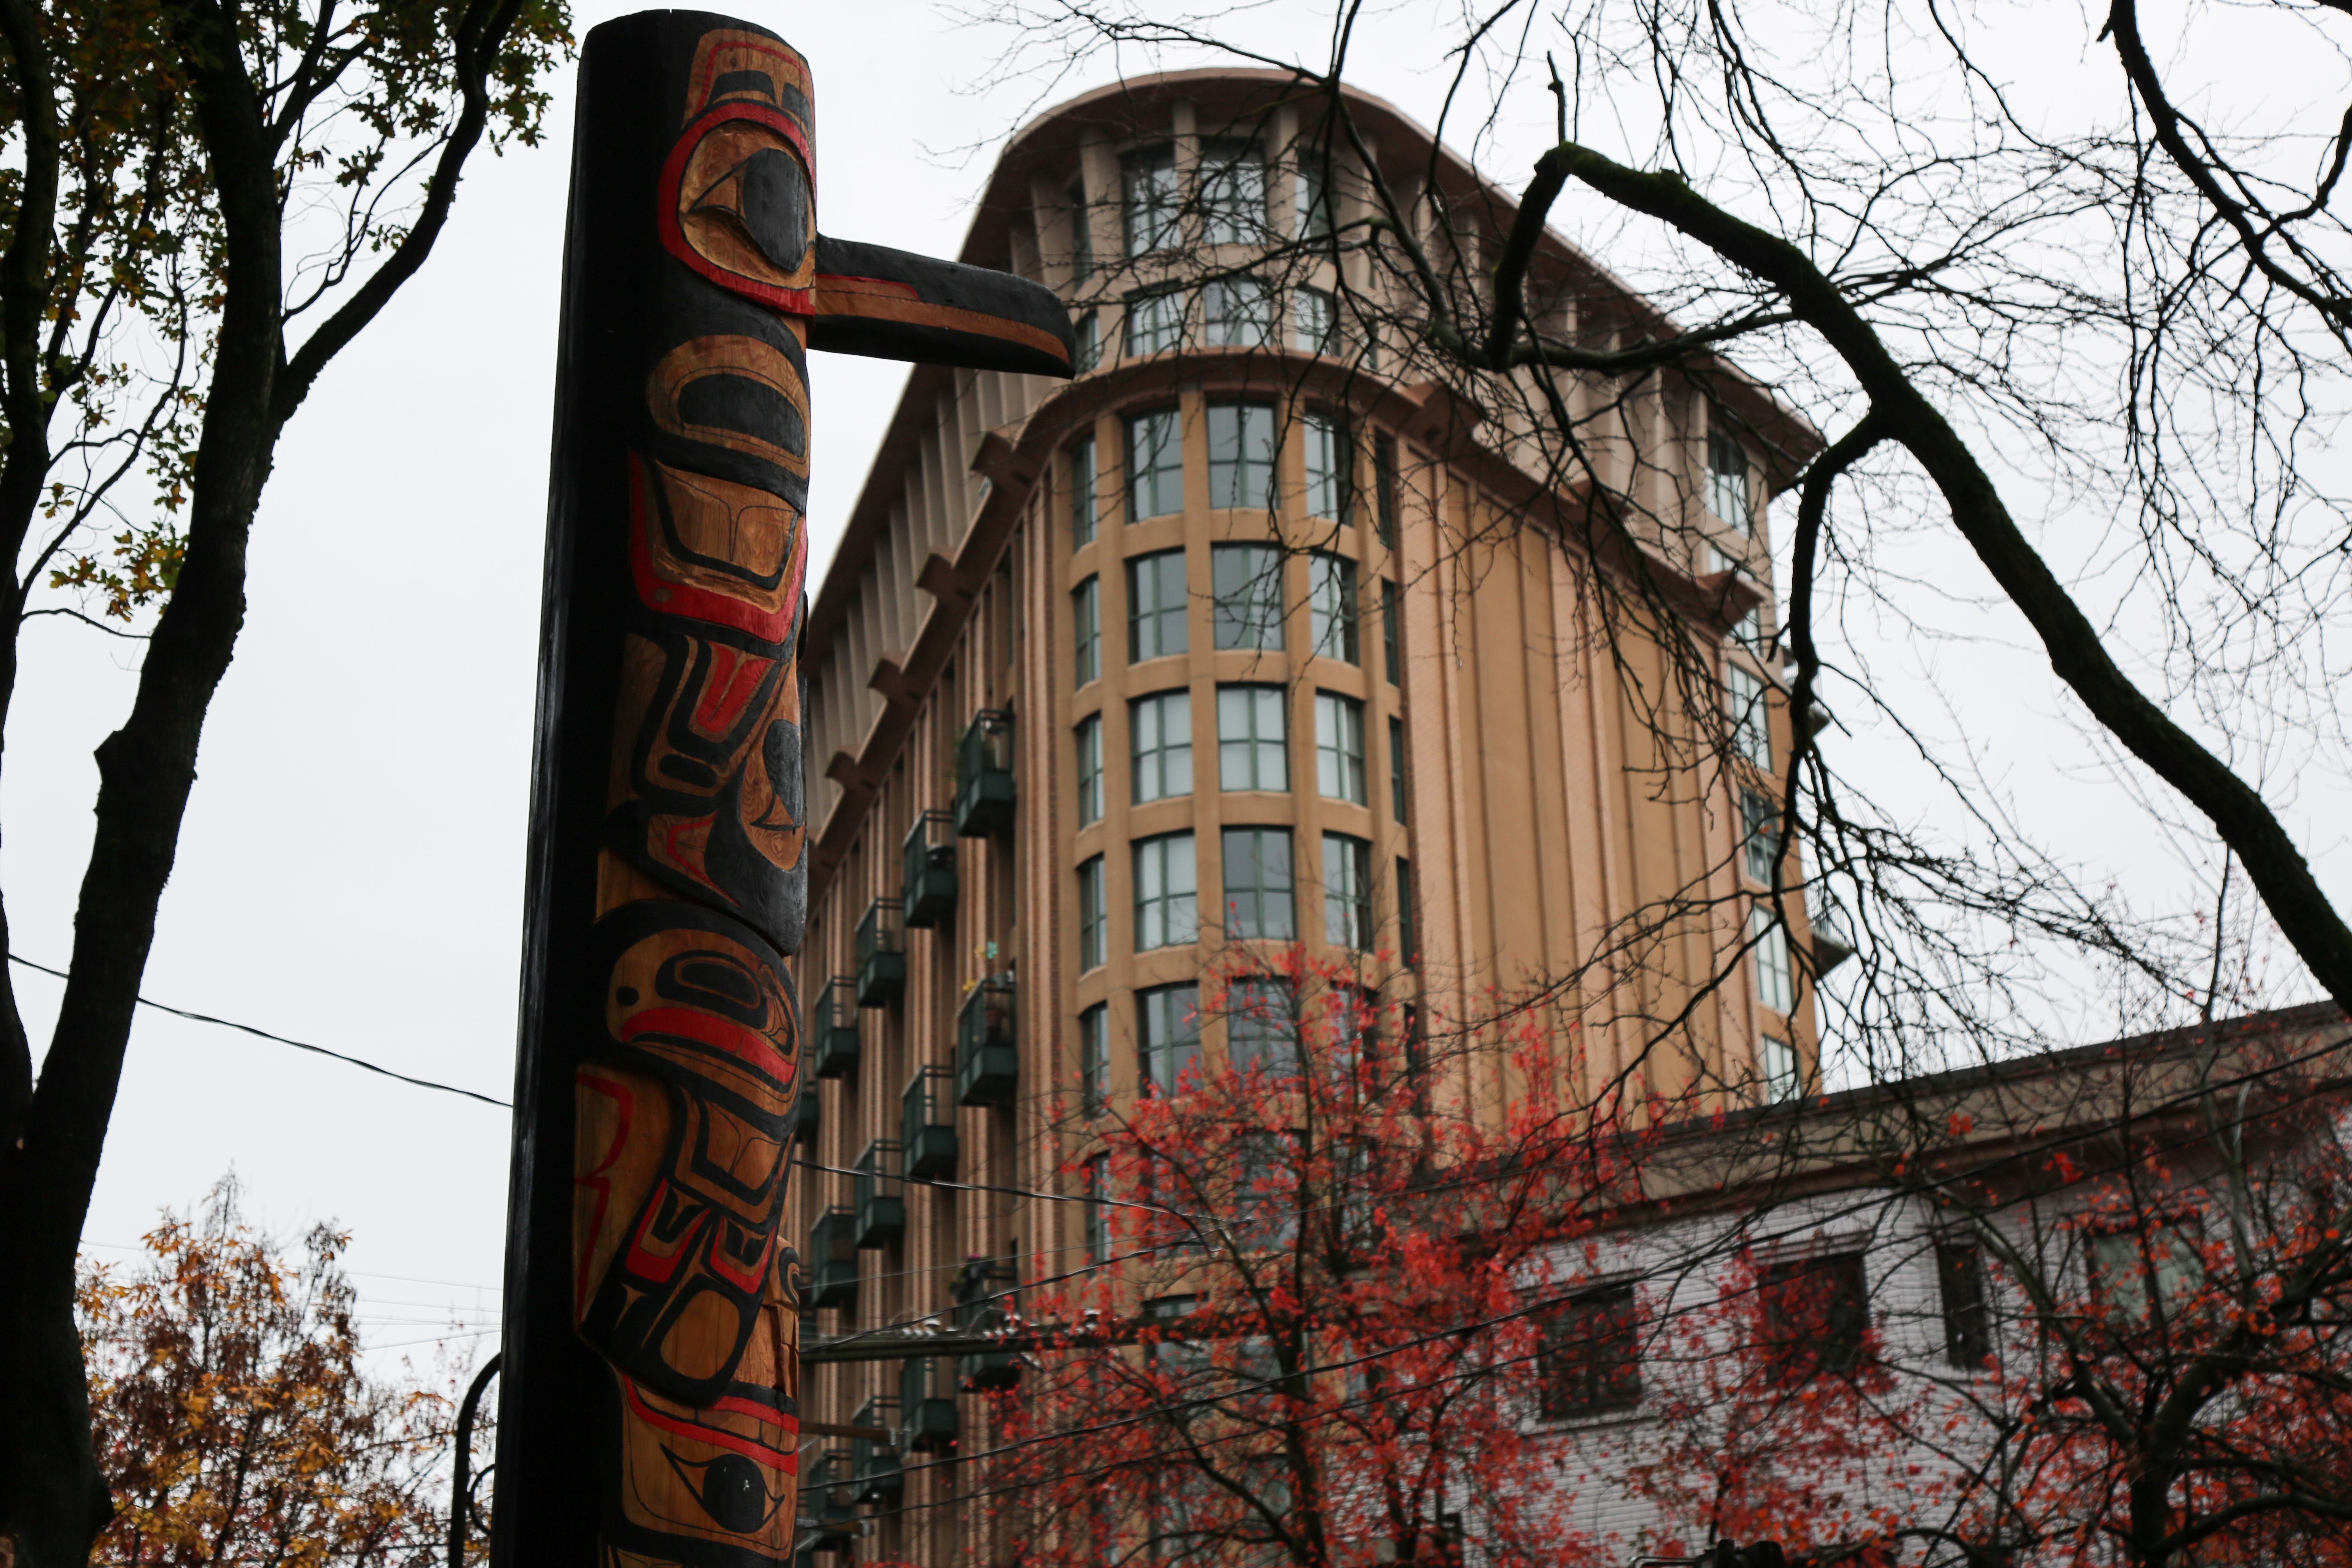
[1074,311,1101,374]
[1125,290,1185,357]
[1539,1285,1642,1419]
[1227,978,1301,1077]
[1382,582,1401,684]
[1130,690,1194,803]
[1077,855,1107,971]
[1126,409,1182,520]
[1389,716,1407,824]
[1221,827,1296,940]
[1135,833,1199,952]
[1123,145,1178,255]
[1139,983,1201,1094]
[1071,436,1098,549]
[1075,716,1103,827]
[1069,184,1093,280]
[1323,833,1372,949]
[1728,663,1771,768]
[1200,139,1266,244]
[1295,287,1337,355]
[1212,543,1284,651]
[1752,905,1795,1013]
[1315,693,1367,804]
[1296,159,1332,239]
[1396,856,1415,962]
[1218,685,1289,791]
[1207,402,1277,510]
[1708,426,1752,533]
[1081,1004,1109,1117]
[1304,412,1350,520]
[1310,553,1359,663]
[1128,550,1187,662]
[1741,787,1780,885]
[1759,1033,1797,1100]
[1203,279,1272,348]
[1084,1151,1110,1257]
[1373,434,1399,545]
[1073,577,1101,688]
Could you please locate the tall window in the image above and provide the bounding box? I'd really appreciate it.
[1708,425,1751,533]
[2088,1223,2205,1324]
[1373,433,1399,545]
[1381,584,1401,684]
[1758,1252,1869,1378]
[1131,690,1194,803]
[1388,716,1407,823]
[1068,183,1093,280]
[1077,855,1107,971]
[1295,156,1333,238]
[1303,412,1350,519]
[1212,543,1284,651]
[1200,139,1266,244]
[1072,576,1100,687]
[1221,827,1295,940]
[1396,857,1415,961]
[1084,1151,1110,1257]
[1935,1240,1991,1370]
[1218,685,1288,791]
[1759,1033,1796,1099]
[1070,435,1098,549]
[1073,310,1101,374]
[1309,553,1358,663]
[1295,287,1337,354]
[1728,663,1771,768]
[1126,409,1182,520]
[1539,1285,1641,1419]
[1203,279,1272,348]
[1741,787,1780,885]
[1323,833,1371,949]
[1139,983,1201,1094]
[1752,905,1795,1013]
[1125,288,1184,356]
[1081,1004,1110,1118]
[1123,144,1178,255]
[1207,402,1277,510]
[1135,833,1198,951]
[1128,550,1187,661]
[1315,693,1367,803]
[1075,716,1103,827]
[1227,978,1301,1076]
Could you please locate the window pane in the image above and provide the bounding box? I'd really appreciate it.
[1139,983,1201,1094]
[1200,138,1266,244]
[1084,1151,1110,1256]
[1396,857,1415,962]
[1125,288,1185,356]
[1073,577,1100,687]
[1227,979,1301,1079]
[1081,1005,1109,1117]
[1069,183,1093,281]
[1135,833,1198,951]
[1295,287,1337,355]
[1752,905,1794,1013]
[1709,426,1751,533]
[1935,1242,1990,1370]
[1295,158,1332,238]
[1759,1032,1796,1099]
[1071,435,1098,548]
[1203,279,1272,348]
[1126,409,1183,520]
[1304,413,1350,519]
[1323,833,1370,949]
[1309,554,1359,663]
[1074,310,1101,374]
[1131,691,1194,803]
[1315,693,1367,803]
[1128,550,1188,661]
[1373,434,1398,545]
[1212,543,1285,651]
[1758,1253,1868,1377]
[1218,685,1289,792]
[1728,664,1771,768]
[1221,827,1295,940]
[1075,716,1103,827]
[1741,787,1780,885]
[1539,1285,1641,1418]
[1388,716,1407,824]
[1078,855,1107,971]
[1123,145,1178,255]
[1207,402,1277,510]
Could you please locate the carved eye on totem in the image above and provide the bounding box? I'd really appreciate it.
[660,1447,793,1534]
[671,122,815,297]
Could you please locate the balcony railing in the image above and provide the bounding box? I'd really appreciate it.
[853,1139,905,1249]
[952,709,1016,836]
[849,1397,903,1505]
[955,976,1018,1108]
[902,809,958,928]
[801,1448,858,1550]
[898,1356,960,1453]
[814,977,861,1079]
[902,1064,957,1181]
[952,1257,1022,1391]
[793,1084,820,1148]
[807,1208,859,1310]
[856,899,906,1007]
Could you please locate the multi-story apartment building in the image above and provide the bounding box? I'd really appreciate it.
[785,69,1822,1563]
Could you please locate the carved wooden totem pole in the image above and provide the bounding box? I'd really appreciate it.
[494,15,1071,1565]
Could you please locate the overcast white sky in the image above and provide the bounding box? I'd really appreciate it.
[35,0,2352,1375]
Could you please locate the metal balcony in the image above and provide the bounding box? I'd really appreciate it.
[800,1448,857,1552]
[902,809,958,928]
[856,899,905,1007]
[853,1139,905,1249]
[952,1257,1022,1391]
[951,709,1016,836]
[849,1397,903,1505]
[902,1064,957,1181]
[898,1355,960,1452]
[807,1208,858,1310]
[814,976,861,1079]
[955,976,1018,1108]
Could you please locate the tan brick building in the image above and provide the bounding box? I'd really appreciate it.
[786,68,1822,1564]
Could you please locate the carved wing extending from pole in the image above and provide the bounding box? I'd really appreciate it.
[812,235,1076,378]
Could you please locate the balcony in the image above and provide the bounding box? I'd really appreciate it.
[814,977,861,1079]
[953,1258,1022,1392]
[899,1356,960,1452]
[951,709,1015,836]
[856,900,905,1007]
[800,1448,857,1552]
[955,976,1018,1108]
[793,1083,820,1147]
[849,1397,903,1506]
[902,1064,958,1181]
[807,1208,858,1310]
[853,1139,905,1248]
[902,810,958,928]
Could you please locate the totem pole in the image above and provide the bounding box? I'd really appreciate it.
[493,15,1072,1566]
